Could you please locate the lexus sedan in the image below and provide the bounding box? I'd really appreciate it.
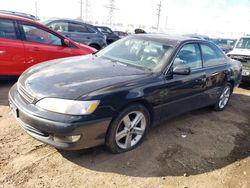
[0,13,95,76]
[9,34,242,153]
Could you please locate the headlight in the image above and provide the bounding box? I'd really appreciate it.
[36,98,100,115]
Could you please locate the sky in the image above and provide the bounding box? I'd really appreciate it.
[1,0,250,38]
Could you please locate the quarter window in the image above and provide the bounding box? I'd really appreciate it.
[200,44,225,67]
[173,43,202,69]
[22,23,62,46]
[0,19,17,40]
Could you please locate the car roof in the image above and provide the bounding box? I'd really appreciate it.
[130,33,201,46]
[44,18,95,28]
[0,13,38,22]
[0,10,37,20]
[95,26,110,29]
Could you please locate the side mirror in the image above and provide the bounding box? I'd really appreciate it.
[172,65,191,75]
[63,39,70,47]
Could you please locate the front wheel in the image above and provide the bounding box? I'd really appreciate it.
[213,83,232,111]
[105,104,150,153]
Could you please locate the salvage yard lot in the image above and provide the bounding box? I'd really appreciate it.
[0,80,250,188]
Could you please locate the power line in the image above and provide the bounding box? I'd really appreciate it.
[104,0,119,27]
[80,0,83,20]
[157,1,162,31]
[35,1,38,18]
[85,0,90,22]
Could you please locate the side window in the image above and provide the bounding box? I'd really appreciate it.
[22,23,62,46]
[173,43,202,69]
[200,43,225,67]
[87,26,96,33]
[0,19,17,40]
[49,22,69,32]
[69,23,89,33]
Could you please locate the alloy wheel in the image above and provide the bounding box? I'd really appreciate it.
[115,111,146,149]
[219,86,231,109]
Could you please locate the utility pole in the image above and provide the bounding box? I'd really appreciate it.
[85,0,90,22]
[35,1,38,18]
[80,0,83,20]
[157,1,162,31]
[104,0,119,27]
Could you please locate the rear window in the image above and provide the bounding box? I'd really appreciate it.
[0,19,17,40]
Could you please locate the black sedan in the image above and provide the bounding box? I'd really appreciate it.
[9,34,242,153]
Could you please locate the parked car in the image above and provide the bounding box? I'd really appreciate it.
[42,18,107,50]
[0,13,95,76]
[0,10,39,21]
[227,36,250,82]
[95,26,120,44]
[9,34,241,153]
[113,31,128,38]
[211,38,236,54]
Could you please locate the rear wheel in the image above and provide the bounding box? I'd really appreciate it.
[106,104,150,153]
[213,83,232,111]
[89,44,101,50]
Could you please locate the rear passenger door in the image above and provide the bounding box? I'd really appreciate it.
[68,22,96,44]
[0,18,26,75]
[200,42,228,105]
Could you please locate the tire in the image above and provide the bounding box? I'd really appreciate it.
[89,44,101,50]
[213,83,232,111]
[105,104,150,153]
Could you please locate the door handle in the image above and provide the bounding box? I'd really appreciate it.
[32,47,40,51]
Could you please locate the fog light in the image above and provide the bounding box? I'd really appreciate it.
[53,135,81,143]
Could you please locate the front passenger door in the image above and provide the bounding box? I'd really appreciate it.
[19,21,75,68]
[161,43,206,119]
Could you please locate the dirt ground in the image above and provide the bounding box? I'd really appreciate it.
[0,80,250,188]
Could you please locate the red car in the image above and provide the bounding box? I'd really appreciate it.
[0,13,95,76]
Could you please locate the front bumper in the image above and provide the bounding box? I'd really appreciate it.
[8,84,112,150]
[242,69,250,82]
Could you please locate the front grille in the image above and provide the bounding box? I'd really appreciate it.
[230,55,250,62]
[17,83,35,103]
[230,55,250,69]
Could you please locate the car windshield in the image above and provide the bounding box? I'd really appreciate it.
[96,37,173,72]
[236,38,250,49]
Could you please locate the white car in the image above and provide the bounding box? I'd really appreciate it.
[227,36,250,82]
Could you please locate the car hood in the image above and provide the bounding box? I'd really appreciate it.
[18,55,151,100]
[227,48,250,56]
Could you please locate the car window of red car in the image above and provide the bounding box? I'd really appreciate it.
[21,23,63,46]
[0,19,17,40]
